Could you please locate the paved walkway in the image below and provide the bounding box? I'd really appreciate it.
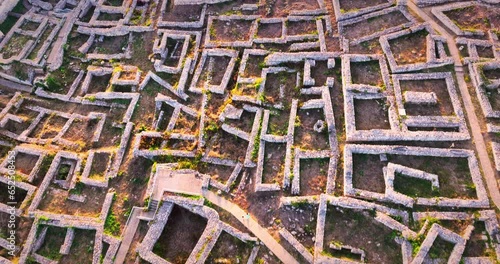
[114,207,142,264]
[202,190,300,264]
[114,208,155,264]
[153,167,203,199]
[407,0,500,210]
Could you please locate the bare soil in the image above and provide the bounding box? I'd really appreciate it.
[350,61,383,86]
[155,102,175,131]
[96,12,123,21]
[37,185,107,217]
[444,5,499,33]
[152,205,207,264]
[310,60,334,87]
[206,231,254,263]
[484,68,500,80]
[0,181,27,208]
[277,204,317,249]
[2,34,31,59]
[172,112,199,135]
[352,154,386,193]
[206,130,249,162]
[212,19,254,42]
[257,22,283,39]
[400,79,454,116]
[224,110,255,133]
[476,46,495,59]
[439,219,474,236]
[59,229,96,264]
[36,115,69,139]
[196,56,231,87]
[242,54,265,78]
[389,30,428,65]
[89,152,111,179]
[294,109,329,150]
[0,213,32,258]
[232,176,282,228]
[86,74,112,94]
[80,6,95,23]
[424,237,454,263]
[61,118,98,146]
[163,38,185,67]
[162,3,203,22]
[3,107,38,135]
[103,0,124,6]
[15,152,39,175]
[199,163,235,183]
[387,155,477,199]
[258,0,317,17]
[354,99,391,130]
[254,244,283,263]
[299,158,328,195]
[324,206,402,263]
[206,94,226,120]
[463,221,491,257]
[288,0,320,11]
[343,11,409,40]
[262,142,286,184]
[263,70,298,106]
[287,20,317,36]
[27,25,55,60]
[325,35,342,52]
[91,35,128,54]
[267,110,289,136]
[20,20,40,31]
[486,89,500,111]
[110,156,152,232]
[338,0,388,12]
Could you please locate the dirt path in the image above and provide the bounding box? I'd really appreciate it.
[407,0,500,210]
[202,190,300,264]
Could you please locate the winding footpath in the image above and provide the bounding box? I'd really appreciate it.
[407,0,500,210]
[202,190,300,264]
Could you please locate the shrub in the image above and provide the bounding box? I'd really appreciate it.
[45,75,62,92]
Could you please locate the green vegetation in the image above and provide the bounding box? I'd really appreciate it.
[130,10,143,25]
[294,116,301,127]
[45,75,63,92]
[104,194,121,236]
[57,164,71,180]
[203,200,215,208]
[257,92,266,103]
[0,16,18,33]
[178,193,202,200]
[428,237,455,259]
[69,181,85,195]
[37,226,66,260]
[393,173,440,198]
[176,152,204,170]
[209,27,216,39]
[290,200,309,209]
[104,0,123,6]
[253,78,263,90]
[12,61,28,80]
[251,118,263,161]
[204,119,219,134]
